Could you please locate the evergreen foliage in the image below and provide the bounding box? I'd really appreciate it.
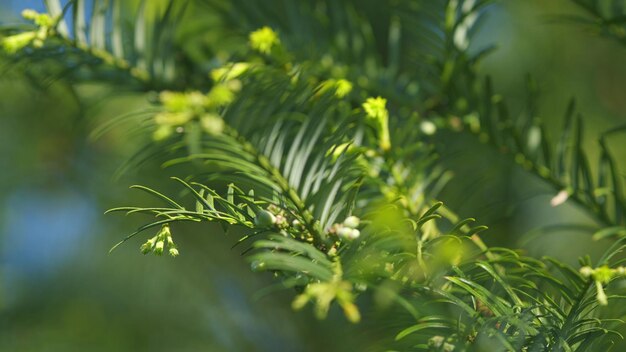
[3,0,626,350]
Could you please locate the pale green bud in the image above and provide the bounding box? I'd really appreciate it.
[159,91,191,112]
[185,91,208,109]
[206,84,235,108]
[255,210,276,227]
[334,79,353,98]
[32,37,44,48]
[249,26,280,54]
[200,114,225,135]
[154,240,165,255]
[153,125,173,141]
[595,281,608,306]
[363,97,388,122]
[428,337,455,352]
[593,265,613,284]
[420,120,437,135]
[342,302,361,323]
[168,247,179,257]
[225,79,242,92]
[160,224,171,237]
[1,31,37,53]
[291,293,310,310]
[429,336,445,348]
[274,214,288,228]
[550,189,570,207]
[348,229,360,239]
[337,227,360,240]
[362,97,391,151]
[579,266,593,278]
[154,111,193,126]
[443,343,455,352]
[336,226,351,238]
[343,216,360,229]
[140,237,156,254]
[21,9,38,20]
[34,13,54,27]
[355,283,367,292]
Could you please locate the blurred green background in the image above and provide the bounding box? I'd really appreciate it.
[1,1,626,351]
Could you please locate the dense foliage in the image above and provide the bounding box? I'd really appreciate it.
[3,0,626,350]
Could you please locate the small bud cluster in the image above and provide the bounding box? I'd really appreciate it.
[253,205,317,244]
[579,265,626,283]
[429,336,455,352]
[1,10,55,54]
[254,209,276,227]
[140,224,179,257]
[362,97,391,151]
[420,120,437,136]
[292,260,361,323]
[580,265,626,306]
[153,71,241,140]
[254,205,289,229]
[249,26,281,54]
[363,97,388,122]
[329,216,361,241]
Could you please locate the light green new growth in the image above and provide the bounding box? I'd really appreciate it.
[362,97,391,151]
[249,26,281,54]
[5,1,626,350]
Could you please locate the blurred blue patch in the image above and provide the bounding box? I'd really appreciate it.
[1,187,96,278]
[8,0,46,13]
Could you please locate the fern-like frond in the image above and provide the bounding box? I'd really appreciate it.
[392,243,626,350]
[15,0,623,349]
[107,178,261,251]
[556,0,626,49]
[1,0,189,87]
[448,76,626,230]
